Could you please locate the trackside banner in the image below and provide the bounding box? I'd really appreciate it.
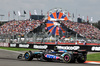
[9,43,100,52]
[0,43,9,47]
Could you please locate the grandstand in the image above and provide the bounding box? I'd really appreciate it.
[0,9,100,45]
[0,19,100,44]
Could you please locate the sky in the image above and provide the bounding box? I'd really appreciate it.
[0,0,100,22]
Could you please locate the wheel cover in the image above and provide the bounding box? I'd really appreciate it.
[63,54,71,63]
[64,55,69,61]
[25,53,30,59]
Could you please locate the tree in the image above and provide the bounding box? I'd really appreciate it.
[92,20,100,29]
[97,20,100,29]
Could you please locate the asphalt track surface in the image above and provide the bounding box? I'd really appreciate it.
[0,49,99,66]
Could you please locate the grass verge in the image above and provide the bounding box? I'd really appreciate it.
[0,47,37,51]
[87,53,100,61]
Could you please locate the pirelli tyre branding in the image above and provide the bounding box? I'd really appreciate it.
[19,44,29,48]
[33,45,48,49]
[56,46,80,50]
[91,46,100,51]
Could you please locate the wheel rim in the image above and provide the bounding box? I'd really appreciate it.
[25,53,29,59]
[64,55,69,61]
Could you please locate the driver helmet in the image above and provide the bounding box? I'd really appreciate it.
[54,46,58,52]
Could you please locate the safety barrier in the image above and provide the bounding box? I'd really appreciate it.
[8,43,100,52]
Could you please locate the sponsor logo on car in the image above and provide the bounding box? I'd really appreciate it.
[45,54,60,59]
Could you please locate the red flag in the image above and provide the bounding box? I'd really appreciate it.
[29,11,31,16]
[87,16,88,21]
[68,12,70,17]
[8,12,10,17]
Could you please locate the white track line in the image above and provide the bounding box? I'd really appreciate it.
[0,49,24,54]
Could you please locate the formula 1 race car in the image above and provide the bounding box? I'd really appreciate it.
[17,47,87,63]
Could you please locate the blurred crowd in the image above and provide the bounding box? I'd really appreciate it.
[62,21,100,40]
[0,20,43,36]
[0,19,100,40]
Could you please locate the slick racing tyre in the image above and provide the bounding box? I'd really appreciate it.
[77,55,87,63]
[63,53,74,63]
[24,51,33,61]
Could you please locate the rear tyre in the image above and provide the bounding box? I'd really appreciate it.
[77,55,87,63]
[24,51,33,61]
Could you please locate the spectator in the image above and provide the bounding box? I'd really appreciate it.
[62,21,100,40]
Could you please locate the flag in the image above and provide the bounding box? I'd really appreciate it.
[18,11,21,16]
[8,12,10,17]
[72,13,74,18]
[24,10,26,14]
[68,12,70,17]
[29,11,31,16]
[59,8,62,12]
[82,16,84,20]
[64,10,67,14]
[63,11,65,15]
[13,11,16,15]
[34,10,37,15]
[91,17,93,22]
[41,10,43,15]
[87,16,89,21]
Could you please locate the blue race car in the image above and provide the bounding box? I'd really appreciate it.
[17,47,87,63]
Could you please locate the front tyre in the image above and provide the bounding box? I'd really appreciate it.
[63,53,72,63]
[24,51,33,61]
